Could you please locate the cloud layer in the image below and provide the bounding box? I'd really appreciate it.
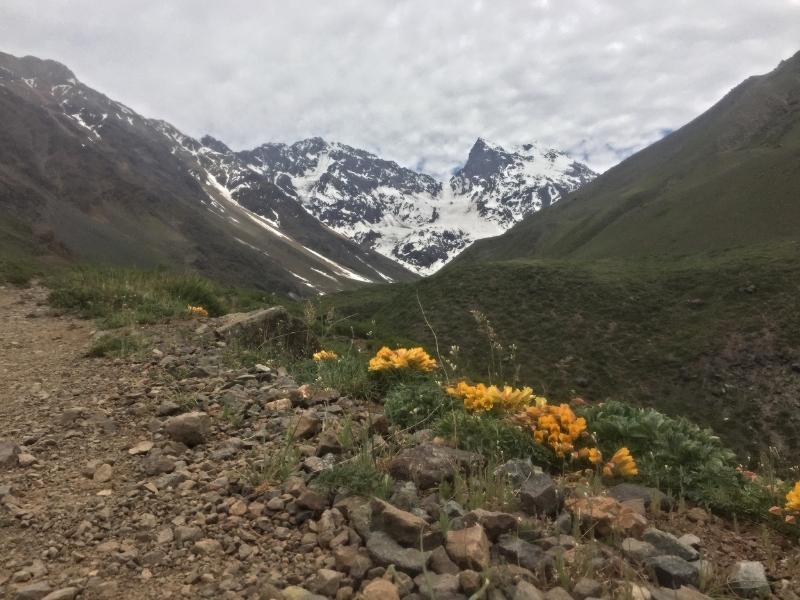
[2,1,799,178]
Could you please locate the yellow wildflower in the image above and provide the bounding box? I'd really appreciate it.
[579,447,603,465]
[313,350,338,361]
[603,447,638,478]
[368,347,437,372]
[447,382,533,414]
[188,305,209,318]
[785,481,800,513]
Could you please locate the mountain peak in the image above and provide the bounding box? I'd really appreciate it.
[200,135,233,155]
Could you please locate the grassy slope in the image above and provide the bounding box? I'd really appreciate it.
[318,242,800,461]
[454,50,800,264]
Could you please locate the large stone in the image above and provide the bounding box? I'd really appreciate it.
[414,572,461,600]
[514,581,545,600]
[0,438,20,469]
[545,588,574,600]
[642,528,700,562]
[463,509,518,541]
[565,496,648,538]
[622,538,659,563]
[429,546,461,575]
[41,589,79,600]
[728,561,770,598]
[495,459,543,491]
[390,481,419,513]
[446,525,490,570]
[650,587,712,600]
[389,442,484,489]
[12,582,52,600]
[518,473,564,518]
[362,579,401,600]
[156,401,182,417]
[311,569,342,597]
[296,490,326,513]
[367,531,430,574]
[293,410,322,439]
[191,538,222,555]
[215,307,320,356]
[164,412,211,446]
[495,537,553,575]
[372,498,429,546]
[459,570,483,596]
[174,526,203,544]
[93,463,113,483]
[646,555,700,589]
[608,483,673,512]
[571,578,603,600]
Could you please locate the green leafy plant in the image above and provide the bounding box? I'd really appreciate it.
[384,378,463,432]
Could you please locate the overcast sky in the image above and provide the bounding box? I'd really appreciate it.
[2,1,799,179]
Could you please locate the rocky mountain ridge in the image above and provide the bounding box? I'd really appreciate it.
[0,52,416,295]
[239,137,596,274]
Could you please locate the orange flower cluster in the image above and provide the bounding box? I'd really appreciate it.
[602,447,638,477]
[446,382,535,414]
[515,401,588,458]
[368,347,437,372]
[312,350,339,361]
[188,305,209,318]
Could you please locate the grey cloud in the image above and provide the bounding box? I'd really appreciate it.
[1,0,798,179]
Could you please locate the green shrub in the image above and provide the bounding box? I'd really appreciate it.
[0,257,44,286]
[384,378,463,432]
[313,461,393,499]
[579,400,743,505]
[434,410,553,467]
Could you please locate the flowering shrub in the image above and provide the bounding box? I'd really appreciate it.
[313,350,339,361]
[770,481,800,523]
[188,305,209,318]
[514,401,588,458]
[368,347,437,372]
[445,381,537,414]
[603,447,638,478]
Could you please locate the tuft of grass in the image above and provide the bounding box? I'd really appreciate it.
[47,265,227,328]
[244,429,303,488]
[86,332,143,358]
[434,409,553,467]
[291,351,382,401]
[313,460,394,500]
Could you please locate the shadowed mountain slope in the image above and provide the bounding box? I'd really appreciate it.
[0,52,416,295]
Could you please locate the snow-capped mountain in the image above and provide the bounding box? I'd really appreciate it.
[237,137,596,274]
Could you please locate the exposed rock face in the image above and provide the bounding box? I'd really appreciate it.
[389,442,484,489]
[215,307,319,356]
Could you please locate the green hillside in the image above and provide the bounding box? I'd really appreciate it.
[453,50,800,265]
[318,242,800,462]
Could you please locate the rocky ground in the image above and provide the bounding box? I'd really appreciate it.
[1,284,799,600]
